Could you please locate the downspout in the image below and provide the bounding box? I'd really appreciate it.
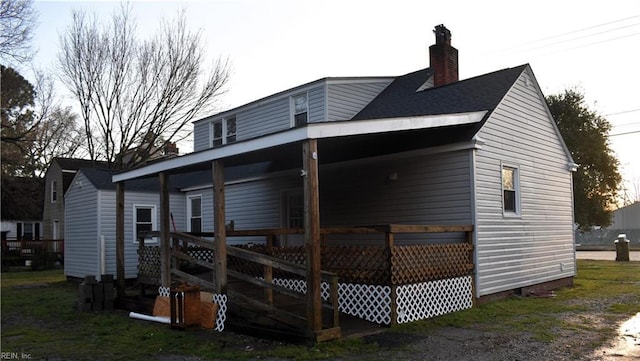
[101,235,106,277]
[568,162,579,274]
[97,190,102,281]
[470,138,484,302]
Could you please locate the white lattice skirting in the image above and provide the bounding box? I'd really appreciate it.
[157,287,227,332]
[272,276,473,326]
[395,276,473,324]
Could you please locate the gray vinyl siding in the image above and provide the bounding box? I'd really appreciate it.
[65,171,186,279]
[307,86,325,123]
[64,172,99,278]
[196,150,472,245]
[193,121,209,152]
[327,81,392,121]
[192,79,391,152]
[474,67,575,297]
[191,176,298,232]
[237,97,291,140]
[320,151,472,244]
[100,191,185,279]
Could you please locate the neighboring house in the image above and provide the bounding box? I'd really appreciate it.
[42,158,109,240]
[576,202,640,247]
[1,176,44,240]
[67,25,577,325]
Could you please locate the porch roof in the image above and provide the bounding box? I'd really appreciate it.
[112,110,486,183]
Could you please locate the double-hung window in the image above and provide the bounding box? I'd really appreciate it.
[501,165,520,215]
[188,196,202,233]
[134,205,156,242]
[51,180,57,203]
[292,93,308,127]
[285,191,304,229]
[211,116,237,148]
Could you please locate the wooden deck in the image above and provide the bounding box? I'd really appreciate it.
[131,225,474,342]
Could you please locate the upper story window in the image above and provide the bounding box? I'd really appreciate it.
[292,93,308,127]
[502,165,520,215]
[211,116,237,148]
[51,180,57,203]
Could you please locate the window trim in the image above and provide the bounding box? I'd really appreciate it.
[291,92,309,127]
[187,195,203,233]
[210,116,237,148]
[133,204,157,243]
[501,163,521,217]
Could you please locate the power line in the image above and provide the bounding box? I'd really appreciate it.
[534,31,640,59]
[610,130,640,137]
[514,15,640,48]
[475,15,640,57]
[524,22,640,53]
[606,108,640,116]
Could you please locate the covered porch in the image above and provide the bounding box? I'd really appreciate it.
[112,117,482,342]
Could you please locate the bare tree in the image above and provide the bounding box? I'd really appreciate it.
[1,66,83,177]
[0,0,37,64]
[57,5,230,169]
[620,176,640,206]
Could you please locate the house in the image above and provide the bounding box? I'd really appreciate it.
[1,176,45,240]
[42,158,109,240]
[66,25,577,338]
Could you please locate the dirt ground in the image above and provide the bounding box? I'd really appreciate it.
[153,311,639,361]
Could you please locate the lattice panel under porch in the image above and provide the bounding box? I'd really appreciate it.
[395,276,473,324]
[273,278,392,325]
[185,246,213,263]
[138,246,160,279]
[392,243,473,284]
[337,283,392,325]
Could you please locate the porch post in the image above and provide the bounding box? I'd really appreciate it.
[213,160,227,294]
[116,181,125,298]
[159,172,171,287]
[303,139,322,333]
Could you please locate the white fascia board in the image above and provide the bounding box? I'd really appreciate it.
[113,111,486,183]
[308,111,487,139]
[112,127,308,182]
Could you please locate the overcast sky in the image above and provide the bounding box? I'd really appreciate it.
[28,0,640,203]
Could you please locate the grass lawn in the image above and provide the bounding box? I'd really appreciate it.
[1,260,639,360]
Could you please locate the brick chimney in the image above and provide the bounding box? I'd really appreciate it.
[429,24,458,87]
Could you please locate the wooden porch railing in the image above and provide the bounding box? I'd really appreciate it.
[138,231,340,338]
[1,239,64,265]
[196,224,474,286]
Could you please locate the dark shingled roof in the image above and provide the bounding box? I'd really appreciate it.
[54,157,109,171]
[1,176,45,220]
[52,157,111,195]
[353,64,528,124]
[79,168,211,192]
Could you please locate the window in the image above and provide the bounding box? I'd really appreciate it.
[210,116,237,148]
[16,222,39,240]
[134,205,156,243]
[226,117,236,144]
[285,191,304,228]
[51,180,57,203]
[188,196,202,233]
[502,165,519,215]
[52,220,60,240]
[292,93,308,127]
